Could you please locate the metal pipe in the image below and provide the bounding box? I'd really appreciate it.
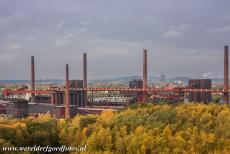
[31,56,35,103]
[224,46,229,104]
[65,64,70,118]
[143,49,148,102]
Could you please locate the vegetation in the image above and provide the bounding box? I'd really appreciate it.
[0,114,59,154]
[212,94,222,103]
[0,103,230,154]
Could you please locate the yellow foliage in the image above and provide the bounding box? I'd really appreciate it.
[0,121,26,129]
[162,126,172,137]
[99,110,115,126]
[0,103,230,154]
[36,113,52,122]
[10,122,27,129]
[207,133,216,143]
[134,126,145,136]
[82,127,88,139]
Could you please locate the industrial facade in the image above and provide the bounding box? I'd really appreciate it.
[50,80,86,107]
[2,100,28,118]
[128,79,144,103]
[188,79,212,103]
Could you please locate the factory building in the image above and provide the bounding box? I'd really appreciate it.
[0,80,86,118]
[28,103,53,114]
[0,99,28,118]
[128,79,143,102]
[52,105,78,118]
[129,79,143,89]
[50,80,86,107]
[188,79,212,103]
[35,95,51,103]
[89,96,132,106]
[0,101,7,114]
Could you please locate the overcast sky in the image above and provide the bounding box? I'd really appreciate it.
[0,0,230,80]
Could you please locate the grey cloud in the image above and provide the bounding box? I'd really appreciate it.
[162,30,183,39]
[0,0,230,79]
[5,43,23,50]
[206,25,230,33]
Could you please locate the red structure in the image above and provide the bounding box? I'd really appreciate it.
[31,56,35,102]
[2,87,229,98]
[224,46,229,104]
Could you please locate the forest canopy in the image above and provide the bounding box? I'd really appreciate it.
[0,103,230,154]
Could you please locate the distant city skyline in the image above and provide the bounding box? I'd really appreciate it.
[0,0,230,79]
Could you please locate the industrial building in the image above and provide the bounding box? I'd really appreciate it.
[0,99,28,118]
[50,80,85,107]
[88,96,132,106]
[128,79,144,103]
[188,79,212,103]
[0,101,7,114]
[0,46,229,118]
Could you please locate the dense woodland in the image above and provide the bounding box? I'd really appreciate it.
[0,103,230,154]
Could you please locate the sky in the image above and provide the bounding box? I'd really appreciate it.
[0,0,230,80]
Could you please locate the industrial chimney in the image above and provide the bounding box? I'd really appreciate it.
[83,53,87,106]
[65,64,70,118]
[31,56,35,103]
[224,46,229,104]
[143,49,148,103]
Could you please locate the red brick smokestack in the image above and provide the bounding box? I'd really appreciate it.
[143,49,148,103]
[65,64,70,118]
[31,56,35,103]
[83,53,87,106]
[224,46,229,104]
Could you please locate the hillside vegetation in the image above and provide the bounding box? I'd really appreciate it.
[0,103,230,154]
